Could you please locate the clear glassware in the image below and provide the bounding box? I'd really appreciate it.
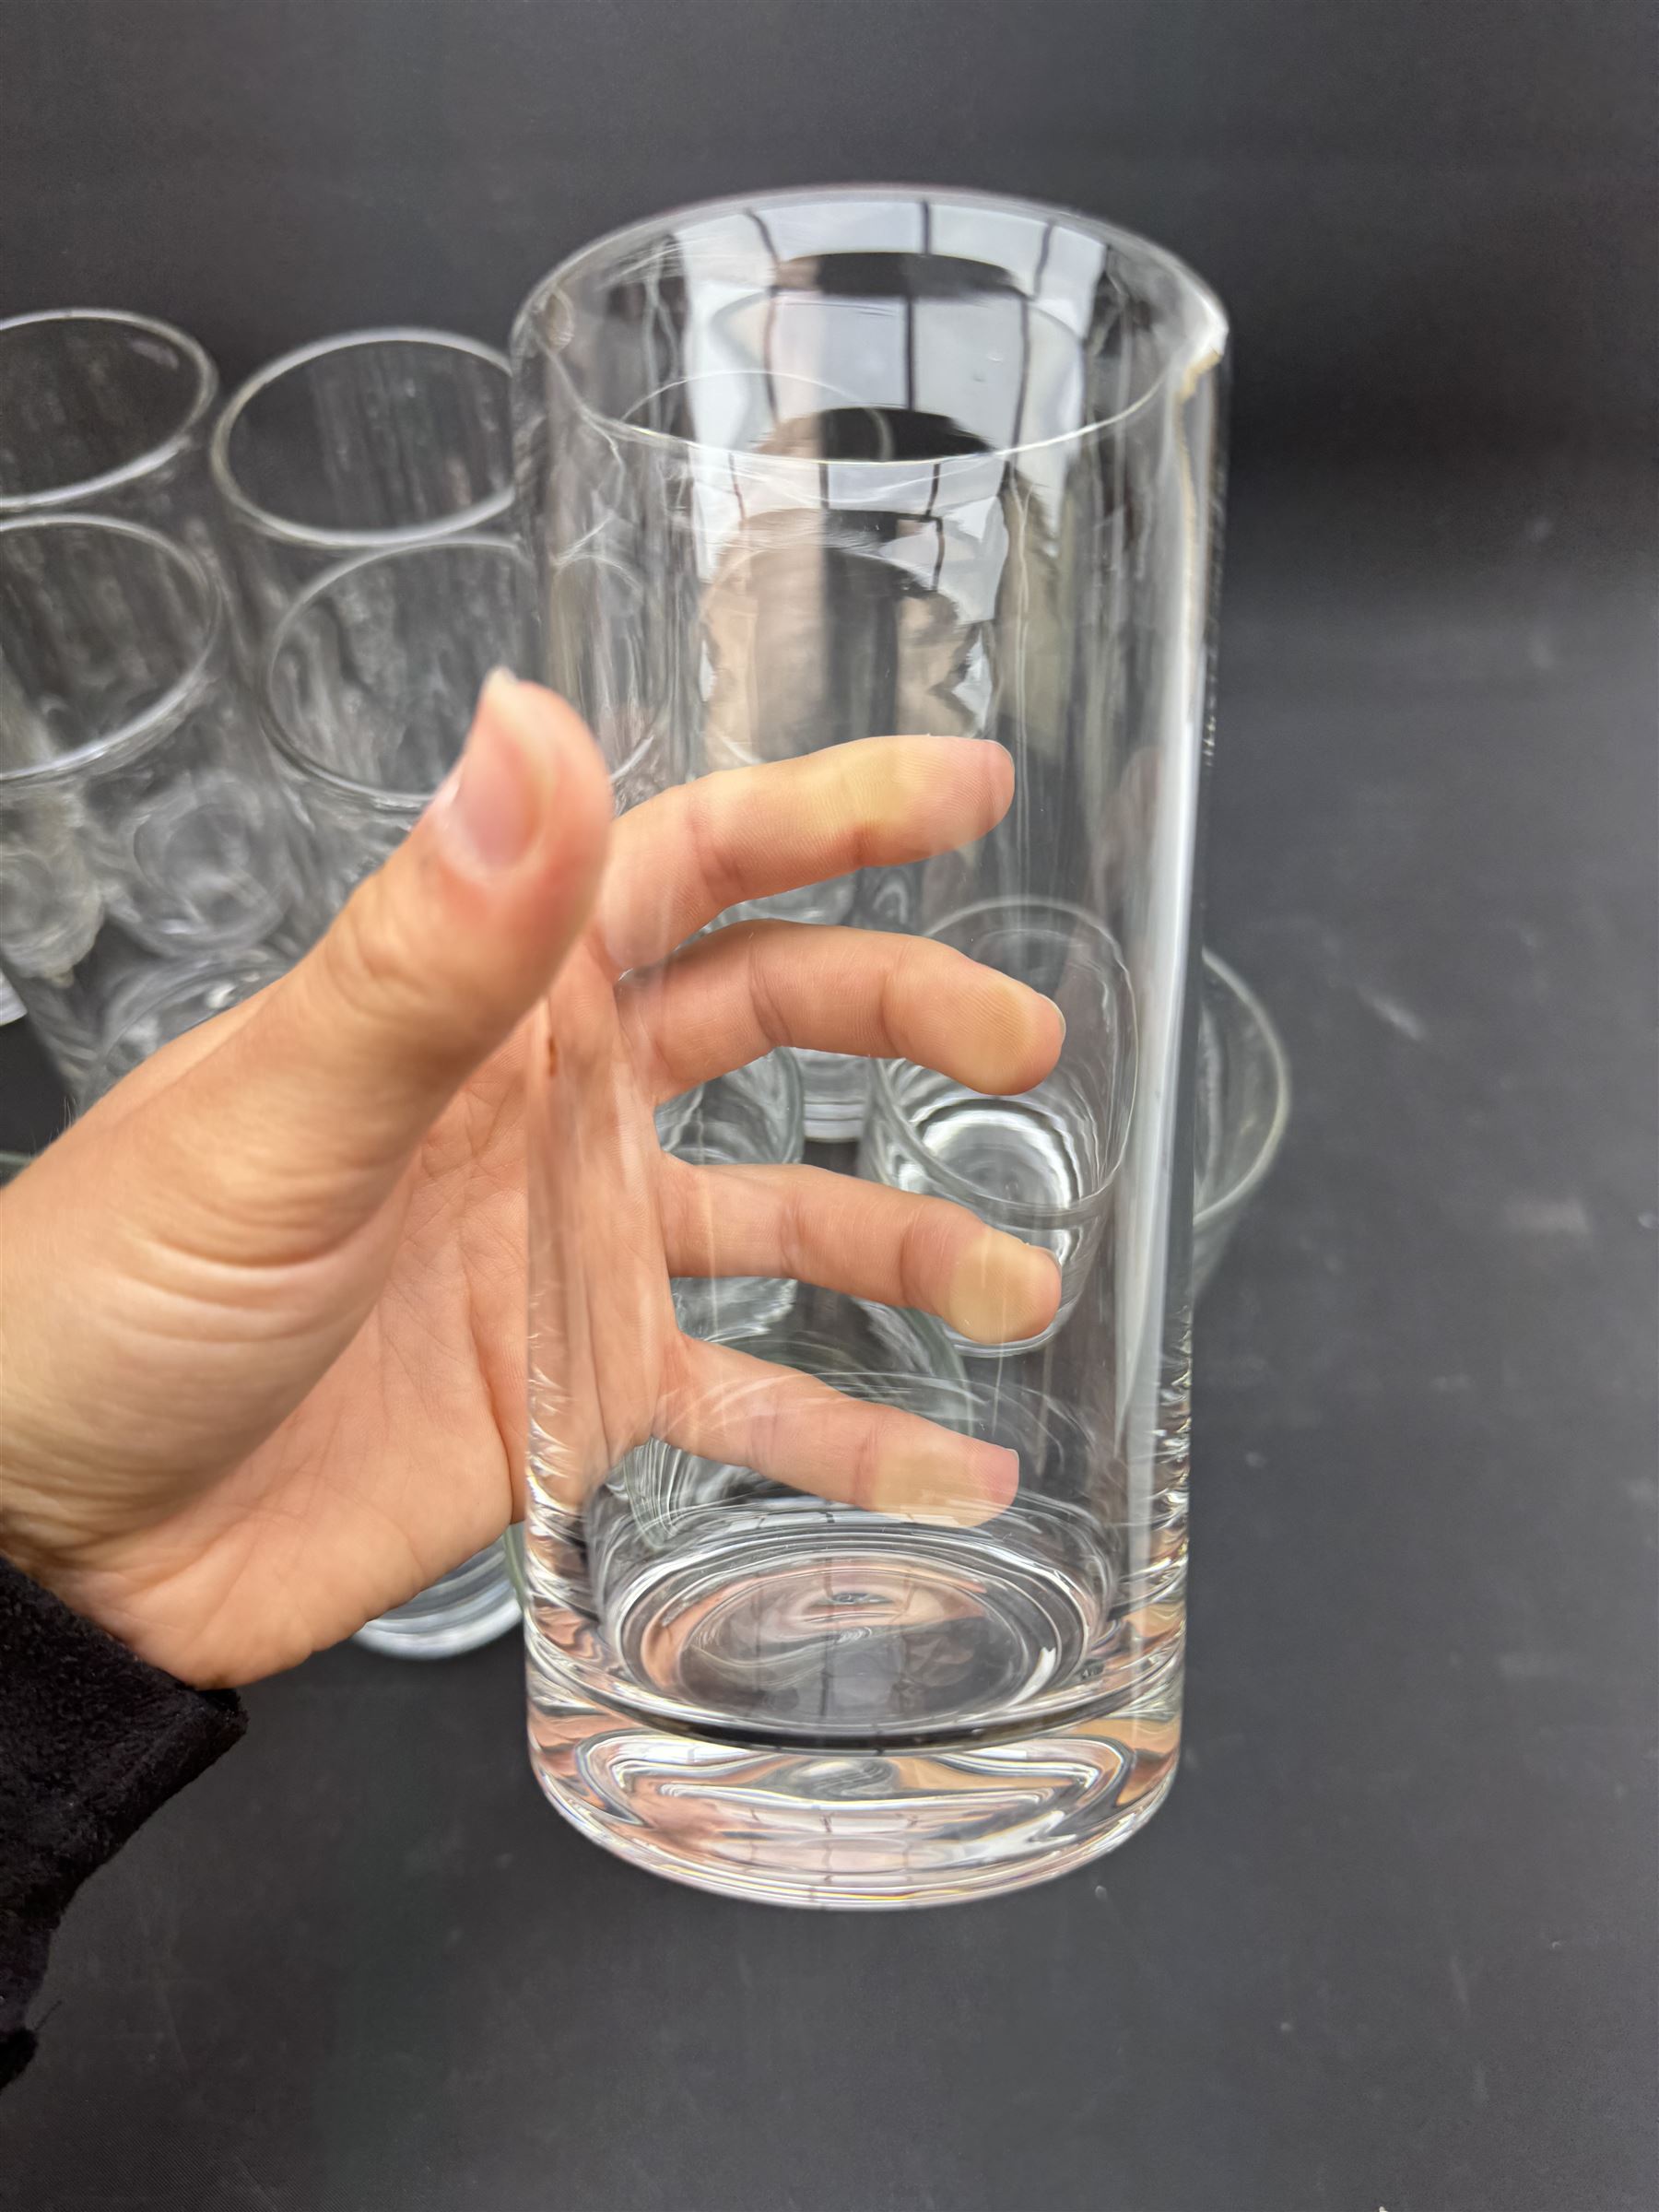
[502,966,1283,1618]
[0,514,315,1096]
[259,533,530,1658]
[0,310,225,584]
[514,188,1227,1904]
[665,1049,806,1340]
[1194,952,1290,1297]
[263,535,532,914]
[210,329,513,647]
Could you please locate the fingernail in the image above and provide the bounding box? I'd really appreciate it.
[872,1433,1020,1526]
[949,1232,1064,1345]
[432,669,548,877]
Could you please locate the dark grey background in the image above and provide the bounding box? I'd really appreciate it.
[2,5,1655,2208]
[1,0,1653,459]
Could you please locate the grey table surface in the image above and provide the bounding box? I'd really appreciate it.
[2,454,1654,2212]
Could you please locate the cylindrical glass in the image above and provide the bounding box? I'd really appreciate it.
[0,310,223,579]
[210,329,513,646]
[1194,952,1290,1297]
[0,515,315,1094]
[0,312,230,1037]
[263,535,532,913]
[515,189,1227,1905]
[260,534,529,1658]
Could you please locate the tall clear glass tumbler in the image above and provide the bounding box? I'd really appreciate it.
[513,190,1228,1905]
[0,310,229,1035]
[262,535,533,913]
[210,329,514,649]
[0,310,224,574]
[0,516,316,1094]
[260,535,532,1660]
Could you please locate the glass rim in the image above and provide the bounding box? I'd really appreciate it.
[260,531,528,806]
[867,893,1137,1227]
[518,184,1229,477]
[0,514,223,792]
[208,326,514,552]
[1194,950,1292,1227]
[0,309,219,517]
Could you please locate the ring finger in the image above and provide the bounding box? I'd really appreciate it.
[659,1159,1061,1347]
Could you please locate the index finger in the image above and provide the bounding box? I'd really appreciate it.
[595,735,1013,974]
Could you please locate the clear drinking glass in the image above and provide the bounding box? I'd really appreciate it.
[263,535,532,912]
[210,329,513,646]
[260,534,529,1658]
[0,311,233,1042]
[0,515,315,1094]
[1194,952,1290,1297]
[514,189,1228,1904]
[0,310,225,583]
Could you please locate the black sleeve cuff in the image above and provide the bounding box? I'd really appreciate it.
[0,1554,245,2088]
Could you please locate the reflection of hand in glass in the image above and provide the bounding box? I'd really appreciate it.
[0,678,1060,1686]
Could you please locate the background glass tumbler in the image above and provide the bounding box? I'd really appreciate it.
[262,535,531,1658]
[0,515,314,1094]
[263,535,532,913]
[0,309,225,582]
[515,189,1228,1904]
[1194,952,1291,1297]
[211,329,513,645]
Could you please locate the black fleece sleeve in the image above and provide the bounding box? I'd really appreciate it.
[0,1555,245,2088]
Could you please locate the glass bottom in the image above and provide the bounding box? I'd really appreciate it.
[524,1301,1188,1905]
[352,1545,520,1660]
[526,1674,1181,1908]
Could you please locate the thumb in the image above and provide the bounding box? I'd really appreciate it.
[165,673,614,1242]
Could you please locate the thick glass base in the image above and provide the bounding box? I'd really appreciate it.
[526,1670,1182,1908]
[522,1305,1188,1906]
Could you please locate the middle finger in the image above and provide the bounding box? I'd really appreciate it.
[621,920,1065,1100]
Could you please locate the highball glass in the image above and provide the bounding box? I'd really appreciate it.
[0,515,312,1095]
[211,329,513,646]
[0,309,225,582]
[260,534,530,1659]
[262,535,531,913]
[514,189,1228,1904]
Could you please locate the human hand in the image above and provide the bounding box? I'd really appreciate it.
[0,677,1061,1686]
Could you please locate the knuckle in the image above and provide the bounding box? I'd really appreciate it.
[320,881,427,1031]
[684,779,747,917]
